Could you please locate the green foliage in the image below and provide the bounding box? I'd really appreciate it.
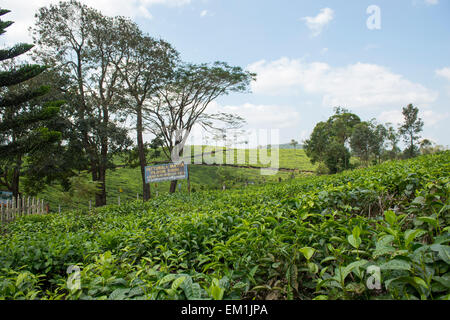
[315,162,330,175]
[0,8,62,196]
[323,140,351,174]
[399,104,424,159]
[55,175,101,206]
[0,151,448,300]
[305,108,359,174]
[350,122,375,164]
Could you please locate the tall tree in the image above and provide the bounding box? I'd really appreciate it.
[324,139,351,174]
[350,122,375,166]
[290,139,299,150]
[31,1,132,206]
[385,123,401,160]
[146,62,254,193]
[399,104,424,159]
[369,121,388,164]
[350,119,388,166]
[305,108,360,173]
[0,8,61,197]
[304,121,330,164]
[114,24,179,201]
[328,107,361,145]
[419,139,435,155]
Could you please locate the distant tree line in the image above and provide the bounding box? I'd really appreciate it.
[304,105,445,174]
[0,1,255,206]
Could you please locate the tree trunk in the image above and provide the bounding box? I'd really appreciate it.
[137,109,151,201]
[11,155,22,198]
[170,180,177,193]
[169,142,183,194]
[96,165,107,207]
[91,155,107,207]
[187,165,190,193]
[95,106,109,207]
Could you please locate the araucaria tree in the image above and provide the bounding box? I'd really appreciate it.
[31,1,133,206]
[0,8,62,197]
[399,104,424,159]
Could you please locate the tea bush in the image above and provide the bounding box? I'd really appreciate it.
[0,152,448,300]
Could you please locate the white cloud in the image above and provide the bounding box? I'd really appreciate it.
[425,0,439,5]
[200,10,208,17]
[301,8,334,37]
[436,67,450,81]
[247,57,438,109]
[0,0,192,44]
[379,110,405,126]
[206,101,301,130]
[379,109,448,127]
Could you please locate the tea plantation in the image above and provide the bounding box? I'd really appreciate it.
[0,152,449,300]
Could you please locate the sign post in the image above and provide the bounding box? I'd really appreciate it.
[145,162,189,193]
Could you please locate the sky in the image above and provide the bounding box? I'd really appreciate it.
[1,0,450,147]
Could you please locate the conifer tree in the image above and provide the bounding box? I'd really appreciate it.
[0,8,62,197]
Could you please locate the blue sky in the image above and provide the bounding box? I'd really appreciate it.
[2,0,450,146]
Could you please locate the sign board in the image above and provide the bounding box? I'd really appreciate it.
[145,162,188,183]
[0,191,13,204]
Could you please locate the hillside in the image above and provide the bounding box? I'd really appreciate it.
[1,152,448,300]
[136,146,315,170]
[37,148,317,212]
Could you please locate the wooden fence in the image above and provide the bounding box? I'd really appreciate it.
[0,197,46,224]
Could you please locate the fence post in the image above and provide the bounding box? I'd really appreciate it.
[41,199,44,215]
[27,197,30,215]
[22,196,25,216]
[11,199,13,221]
[6,200,9,222]
[89,200,92,211]
[118,196,120,206]
[7,200,10,222]
[17,196,21,218]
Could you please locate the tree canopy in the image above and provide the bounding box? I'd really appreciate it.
[0,8,62,197]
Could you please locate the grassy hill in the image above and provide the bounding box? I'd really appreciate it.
[1,152,449,300]
[38,147,317,212]
[135,146,315,170]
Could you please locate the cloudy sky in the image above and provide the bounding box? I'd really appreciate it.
[1,0,449,147]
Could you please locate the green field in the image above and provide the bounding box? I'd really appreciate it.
[38,148,316,212]
[1,152,449,300]
[182,146,316,170]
